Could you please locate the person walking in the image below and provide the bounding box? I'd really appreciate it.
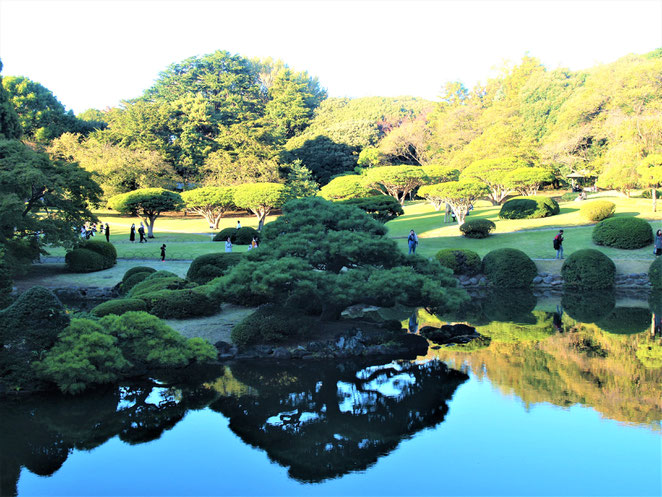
[236,221,241,229]
[655,230,662,256]
[138,222,146,243]
[130,223,136,243]
[160,244,166,262]
[225,237,233,253]
[105,223,110,243]
[554,229,564,259]
[408,230,418,255]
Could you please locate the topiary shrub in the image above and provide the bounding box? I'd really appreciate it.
[187,253,243,284]
[231,304,315,347]
[339,196,405,224]
[481,248,537,288]
[580,200,615,222]
[122,266,156,281]
[459,218,496,239]
[592,217,653,249]
[562,290,615,323]
[140,289,219,319]
[435,249,481,276]
[561,249,615,289]
[128,275,190,298]
[596,307,651,334]
[91,298,148,317]
[235,226,260,245]
[213,227,238,242]
[120,271,153,295]
[499,196,560,219]
[80,240,117,267]
[65,248,106,273]
[649,258,662,290]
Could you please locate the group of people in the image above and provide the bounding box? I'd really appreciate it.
[80,223,110,243]
[129,223,147,243]
[225,236,259,253]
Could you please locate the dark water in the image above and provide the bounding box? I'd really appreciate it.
[2,292,661,496]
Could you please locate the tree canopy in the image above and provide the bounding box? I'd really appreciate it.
[233,182,285,230]
[108,188,183,237]
[181,186,235,229]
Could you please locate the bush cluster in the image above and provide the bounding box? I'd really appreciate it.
[580,200,615,222]
[481,248,537,288]
[231,304,315,347]
[339,196,404,224]
[128,272,190,297]
[213,226,259,244]
[123,266,157,281]
[435,249,481,276]
[561,249,615,289]
[592,217,653,249]
[120,271,153,294]
[186,253,243,284]
[91,298,148,317]
[65,240,117,273]
[459,218,496,239]
[139,289,219,319]
[498,196,560,219]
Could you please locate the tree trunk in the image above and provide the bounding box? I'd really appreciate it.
[653,188,657,213]
[146,216,156,238]
[256,208,269,231]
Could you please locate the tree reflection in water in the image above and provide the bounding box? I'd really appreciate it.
[209,359,468,482]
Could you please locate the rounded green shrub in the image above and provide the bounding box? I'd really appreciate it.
[597,307,651,334]
[481,248,537,288]
[580,200,615,222]
[435,249,481,276]
[648,258,662,289]
[187,253,243,284]
[140,289,219,319]
[128,275,189,297]
[592,217,653,249]
[459,218,496,239]
[231,304,314,347]
[499,196,560,219]
[91,298,148,317]
[340,196,404,223]
[146,270,179,280]
[80,240,117,267]
[562,291,615,323]
[65,248,106,273]
[561,249,615,289]
[213,227,238,242]
[235,226,260,245]
[120,271,152,295]
[122,266,156,281]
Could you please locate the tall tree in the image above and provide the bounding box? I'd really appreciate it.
[233,182,285,230]
[362,165,429,205]
[108,188,184,238]
[0,60,21,140]
[461,157,526,204]
[418,181,487,225]
[181,186,235,229]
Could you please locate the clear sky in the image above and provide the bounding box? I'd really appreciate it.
[1,0,660,114]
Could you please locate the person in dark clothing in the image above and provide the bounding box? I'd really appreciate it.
[554,230,564,259]
[130,224,136,242]
[105,223,110,243]
[408,230,418,254]
[160,244,166,262]
[138,223,146,243]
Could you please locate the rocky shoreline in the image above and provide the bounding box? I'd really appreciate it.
[457,272,652,289]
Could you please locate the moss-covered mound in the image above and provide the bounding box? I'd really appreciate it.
[91,298,148,317]
[187,253,243,284]
[499,196,560,219]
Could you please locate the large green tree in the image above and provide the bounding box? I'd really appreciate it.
[418,181,487,225]
[181,186,235,229]
[362,165,429,205]
[460,157,526,204]
[108,188,184,238]
[233,182,285,230]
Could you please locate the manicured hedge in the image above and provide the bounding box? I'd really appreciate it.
[187,253,243,284]
[65,240,117,273]
[231,304,314,347]
[459,218,496,239]
[340,196,404,224]
[592,217,653,249]
[213,227,237,243]
[561,249,615,289]
[122,266,156,281]
[213,226,259,244]
[120,271,153,295]
[562,290,615,323]
[481,248,537,287]
[580,200,615,222]
[435,249,481,276]
[648,258,662,290]
[91,298,148,317]
[596,307,651,334]
[498,196,560,219]
[128,275,190,298]
[139,289,219,319]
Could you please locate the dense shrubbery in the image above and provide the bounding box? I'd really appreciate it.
[580,200,615,221]
[597,307,651,334]
[481,248,537,287]
[435,249,481,276]
[562,291,615,323]
[561,249,615,289]
[128,274,190,297]
[140,289,219,319]
[120,271,153,294]
[36,312,216,394]
[187,253,243,284]
[91,298,148,317]
[498,196,560,219]
[459,219,496,239]
[213,227,238,242]
[648,258,662,289]
[213,226,259,244]
[339,196,404,223]
[231,304,315,347]
[65,240,117,272]
[123,266,157,281]
[592,217,653,249]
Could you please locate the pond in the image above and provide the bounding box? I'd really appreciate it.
[2,291,661,496]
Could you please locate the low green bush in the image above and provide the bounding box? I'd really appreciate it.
[435,249,481,276]
[81,240,117,267]
[580,200,615,222]
[498,196,560,219]
[596,307,651,334]
[562,291,615,323]
[140,289,219,319]
[231,304,315,347]
[235,226,260,245]
[187,253,243,284]
[213,227,238,242]
[592,217,653,249]
[339,196,404,224]
[122,266,156,281]
[459,218,496,239]
[128,275,190,297]
[65,248,106,273]
[561,249,615,289]
[481,248,537,288]
[146,270,179,280]
[91,298,148,317]
[649,258,662,290]
[120,271,152,294]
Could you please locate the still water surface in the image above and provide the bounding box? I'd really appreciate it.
[3,292,661,496]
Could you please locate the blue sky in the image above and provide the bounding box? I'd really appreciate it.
[1,0,660,114]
